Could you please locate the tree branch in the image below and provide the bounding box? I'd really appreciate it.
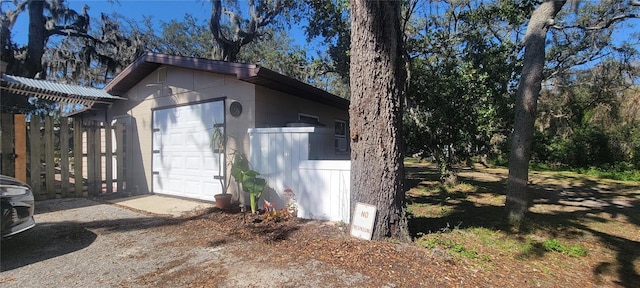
[1,0,27,29]
[551,13,639,31]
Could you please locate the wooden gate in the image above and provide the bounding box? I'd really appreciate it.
[0,113,128,200]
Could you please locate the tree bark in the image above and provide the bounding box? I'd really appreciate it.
[26,0,46,78]
[349,0,410,241]
[506,0,566,224]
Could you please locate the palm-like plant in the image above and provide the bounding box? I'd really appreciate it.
[230,154,266,213]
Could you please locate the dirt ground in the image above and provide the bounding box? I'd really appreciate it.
[1,198,469,287]
[142,208,476,287]
[2,164,639,287]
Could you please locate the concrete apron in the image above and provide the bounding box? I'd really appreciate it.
[107,195,214,217]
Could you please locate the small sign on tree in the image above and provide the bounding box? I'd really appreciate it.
[350,202,377,240]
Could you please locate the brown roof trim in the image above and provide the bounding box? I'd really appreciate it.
[247,68,349,110]
[104,53,259,95]
[104,53,349,110]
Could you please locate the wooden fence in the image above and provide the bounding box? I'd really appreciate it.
[0,113,127,200]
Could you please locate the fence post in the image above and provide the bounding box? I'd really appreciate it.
[115,123,125,193]
[45,115,55,199]
[29,117,42,199]
[60,117,70,197]
[105,121,113,194]
[86,121,96,195]
[73,118,83,197]
[94,122,102,194]
[0,113,15,176]
[14,114,27,182]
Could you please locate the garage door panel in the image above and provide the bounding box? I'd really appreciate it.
[183,180,200,196]
[152,100,224,201]
[168,178,184,194]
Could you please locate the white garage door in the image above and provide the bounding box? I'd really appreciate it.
[152,101,225,201]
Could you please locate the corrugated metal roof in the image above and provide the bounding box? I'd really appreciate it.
[2,74,120,99]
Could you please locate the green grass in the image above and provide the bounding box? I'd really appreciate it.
[404,161,635,284]
[541,239,588,257]
[529,162,640,182]
[416,233,478,259]
[575,166,640,182]
[417,229,588,264]
[404,157,422,164]
[452,243,478,259]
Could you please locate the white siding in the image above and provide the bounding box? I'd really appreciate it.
[298,160,350,222]
[249,127,351,223]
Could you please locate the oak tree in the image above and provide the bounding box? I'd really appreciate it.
[208,0,296,62]
[506,0,640,224]
[349,0,410,241]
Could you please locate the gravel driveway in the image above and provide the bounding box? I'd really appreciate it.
[0,198,368,288]
[0,198,206,287]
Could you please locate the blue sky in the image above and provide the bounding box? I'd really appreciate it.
[12,0,213,43]
[10,0,319,53]
[8,0,639,60]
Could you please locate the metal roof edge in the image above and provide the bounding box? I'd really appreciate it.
[250,67,350,110]
[103,52,153,93]
[103,53,349,110]
[104,53,259,95]
[2,74,125,100]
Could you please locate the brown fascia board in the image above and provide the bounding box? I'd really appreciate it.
[104,53,259,96]
[245,67,349,110]
[104,53,349,110]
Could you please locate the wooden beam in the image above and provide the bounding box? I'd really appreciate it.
[87,121,96,195]
[94,122,102,194]
[105,121,113,194]
[29,117,41,199]
[1,113,15,176]
[14,114,27,182]
[60,117,70,197]
[73,118,83,197]
[45,115,55,199]
[115,123,125,193]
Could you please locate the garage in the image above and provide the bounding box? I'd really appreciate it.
[152,100,225,201]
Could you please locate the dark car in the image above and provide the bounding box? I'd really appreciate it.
[1,175,35,239]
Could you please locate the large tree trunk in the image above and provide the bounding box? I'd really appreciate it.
[26,0,46,78]
[349,0,410,241]
[506,0,566,224]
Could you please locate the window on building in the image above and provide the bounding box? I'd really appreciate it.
[298,113,320,124]
[335,120,348,153]
[157,66,167,83]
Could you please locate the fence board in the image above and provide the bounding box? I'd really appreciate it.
[14,114,27,182]
[94,122,102,194]
[45,116,55,198]
[1,113,15,176]
[116,123,125,193]
[60,117,70,197]
[29,117,41,199]
[74,118,83,197]
[4,114,123,199]
[86,121,96,195]
[105,122,113,194]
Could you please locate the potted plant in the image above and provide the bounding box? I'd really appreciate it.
[212,126,233,209]
[230,154,266,214]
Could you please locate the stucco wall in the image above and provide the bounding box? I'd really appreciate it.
[108,66,256,195]
[254,85,348,127]
[106,65,349,199]
[254,85,350,160]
